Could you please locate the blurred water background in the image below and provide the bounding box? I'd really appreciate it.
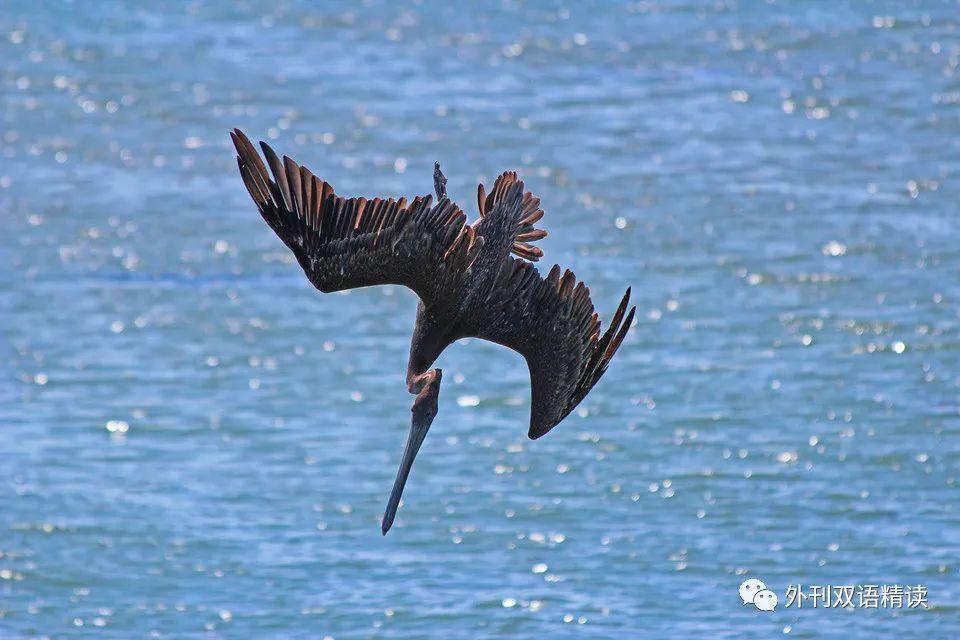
[2,1,959,638]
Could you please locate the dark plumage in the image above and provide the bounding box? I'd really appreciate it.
[231,129,635,534]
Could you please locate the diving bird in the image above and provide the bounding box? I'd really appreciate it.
[230,129,635,534]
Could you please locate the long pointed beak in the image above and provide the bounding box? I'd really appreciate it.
[381,419,431,535]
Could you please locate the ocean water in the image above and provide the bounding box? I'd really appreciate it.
[2,1,959,637]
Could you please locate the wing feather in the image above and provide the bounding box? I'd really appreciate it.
[472,258,635,439]
[476,172,547,262]
[232,129,475,305]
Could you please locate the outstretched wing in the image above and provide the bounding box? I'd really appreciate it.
[476,172,547,262]
[231,129,483,305]
[473,258,635,439]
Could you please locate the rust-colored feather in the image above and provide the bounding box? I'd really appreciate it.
[260,142,292,212]
[237,159,266,210]
[477,183,487,217]
[558,269,576,298]
[284,156,303,216]
[232,130,272,201]
[521,208,544,226]
[300,166,313,224]
[516,228,547,242]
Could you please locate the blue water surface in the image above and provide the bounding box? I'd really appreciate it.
[2,1,959,638]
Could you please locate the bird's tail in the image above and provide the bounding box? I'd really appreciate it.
[476,172,546,262]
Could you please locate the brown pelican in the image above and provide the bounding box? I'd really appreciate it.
[230,129,635,534]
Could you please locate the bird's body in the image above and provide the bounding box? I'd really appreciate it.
[231,129,635,534]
